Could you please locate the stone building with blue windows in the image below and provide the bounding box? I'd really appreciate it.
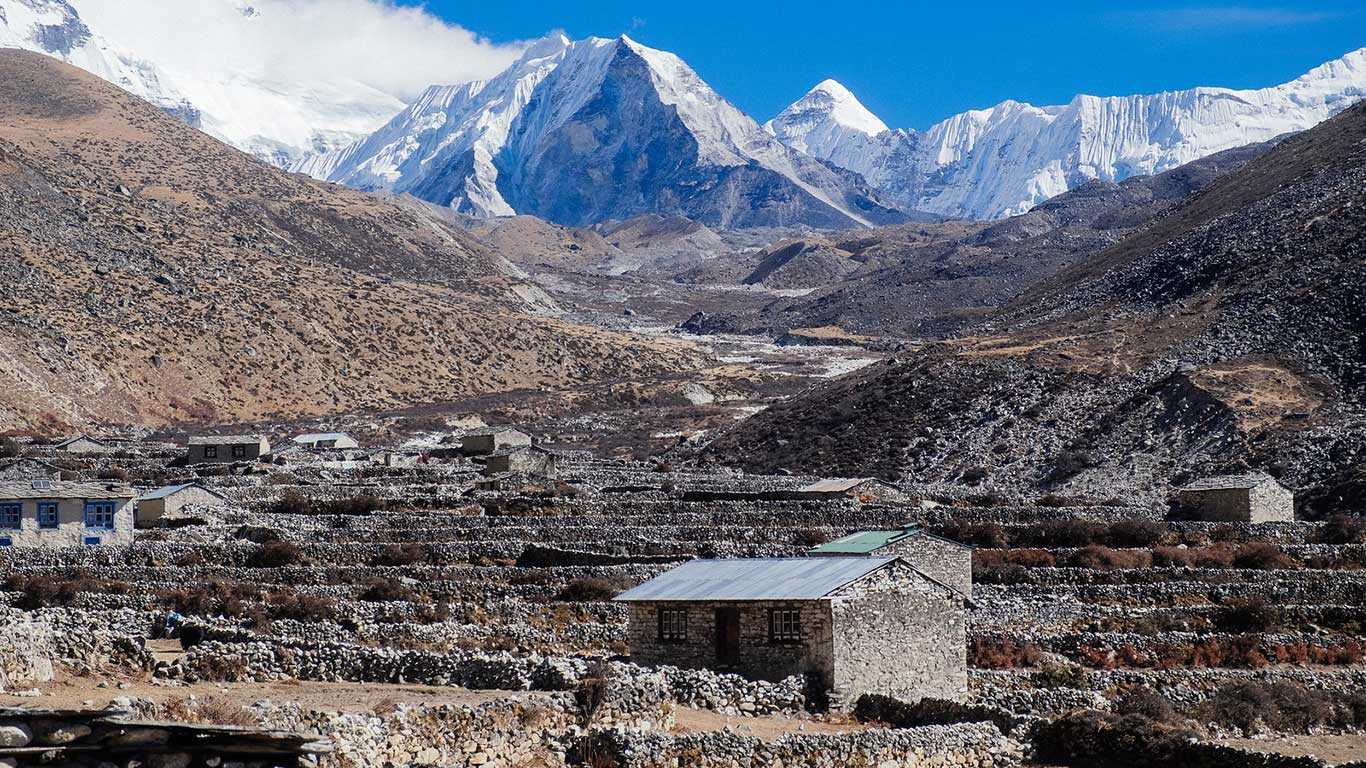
[0,480,136,547]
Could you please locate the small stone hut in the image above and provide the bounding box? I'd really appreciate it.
[135,483,228,527]
[616,556,967,708]
[784,478,908,503]
[808,525,973,599]
[52,435,118,455]
[0,480,135,547]
[187,435,270,464]
[483,446,559,478]
[1175,472,1294,522]
[460,427,532,456]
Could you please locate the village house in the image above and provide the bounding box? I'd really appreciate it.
[0,480,135,547]
[186,435,271,464]
[460,428,532,456]
[616,556,967,708]
[136,483,229,527]
[0,458,60,483]
[808,525,973,599]
[52,435,118,455]
[784,478,908,504]
[482,446,559,478]
[291,432,360,450]
[1175,472,1295,523]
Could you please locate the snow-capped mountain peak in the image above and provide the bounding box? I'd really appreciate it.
[769,46,1366,220]
[791,79,889,137]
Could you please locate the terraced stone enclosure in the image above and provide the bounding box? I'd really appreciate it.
[1,436,1365,767]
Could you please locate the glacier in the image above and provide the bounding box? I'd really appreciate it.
[768,48,1366,220]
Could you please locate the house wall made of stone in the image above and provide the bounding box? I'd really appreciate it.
[828,587,967,709]
[0,497,135,547]
[137,487,224,526]
[627,600,834,684]
[1176,487,1252,522]
[187,443,265,464]
[879,535,973,599]
[1247,482,1295,523]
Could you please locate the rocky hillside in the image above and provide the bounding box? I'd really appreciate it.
[701,101,1366,509]
[0,50,702,431]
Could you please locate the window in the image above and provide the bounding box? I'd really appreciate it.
[37,502,59,529]
[84,501,117,530]
[658,607,688,642]
[83,536,101,546]
[0,537,11,547]
[203,445,218,459]
[0,503,20,530]
[231,444,247,458]
[769,607,802,644]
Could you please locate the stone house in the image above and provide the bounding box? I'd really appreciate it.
[616,556,967,708]
[0,480,135,547]
[483,446,559,478]
[52,435,118,455]
[808,525,973,599]
[135,483,228,527]
[186,435,270,464]
[785,478,908,504]
[1175,472,1294,523]
[291,432,360,450]
[0,458,60,483]
[460,428,532,456]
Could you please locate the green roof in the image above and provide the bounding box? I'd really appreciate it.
[809,526,920,554]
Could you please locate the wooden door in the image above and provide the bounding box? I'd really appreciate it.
[715,606,740,666]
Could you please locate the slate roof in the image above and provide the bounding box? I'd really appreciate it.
[292,433,353,444]
[462,427,529,438]
[0,480,135,500]
[614,556,897,602]
[1179,472,1278,492]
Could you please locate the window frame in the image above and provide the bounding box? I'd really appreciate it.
[36,501,59,529]
[768,606,802,645]
[83,501,118,530]
[231,444,247,458]
[657,606,688,643]
[0,502,21,530]
[203,445,218,459]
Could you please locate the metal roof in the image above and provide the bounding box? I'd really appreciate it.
[188,435,267,446]
[809,527,921,554]
[614,556,897,602]
[0,481,135,500]
[292,433,354,444]
[797,478,877,494]
[139,483,224,501]
[1179,472,1277,492]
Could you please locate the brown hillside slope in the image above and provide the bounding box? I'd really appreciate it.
[0,50,701,431]
[701,101,1366,509]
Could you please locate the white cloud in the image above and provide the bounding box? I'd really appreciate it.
[70,0,526,102]
[1118,6,1340,32]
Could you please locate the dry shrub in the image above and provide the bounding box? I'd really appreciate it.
[936,521,1006,548]
[555,577,629,602]
[969,638,1042,669]
[266,489,312,515]
[1231,542,1298,570]
[1218,597,1283,633]
[793,528,830,547]
[372,543,429,566]
[575,660,613,726]
[266,592,336,622]
[1199,680,1333,734]
[164,696,258,726]
[358,580,418,603]
[1067,545,1152,570]
[249,541,303,567]
[1317,514,1366,544]
[1104,520,1168,548]
[1116,689,1178,725]
[175,551,206,567]
[197,654,249,683]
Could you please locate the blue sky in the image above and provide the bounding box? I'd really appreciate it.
[403,1,1363,129]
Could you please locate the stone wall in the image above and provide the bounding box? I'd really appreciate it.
[882,533,973,598]
[592,721,1022,768]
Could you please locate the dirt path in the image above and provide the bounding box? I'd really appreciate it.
[1219,734,1366,765]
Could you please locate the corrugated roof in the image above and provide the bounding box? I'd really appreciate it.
[292,433,353,444]
[809,527,920,554]
[188,435,266,446]
[139,483,224,501]
[1180,472,1277,492]
[0,481,135,500]
[797,478,876,494]
[614,556,897,602]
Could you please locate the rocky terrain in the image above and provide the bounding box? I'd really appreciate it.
[0,50,704,432]
[700,101,1366,507]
